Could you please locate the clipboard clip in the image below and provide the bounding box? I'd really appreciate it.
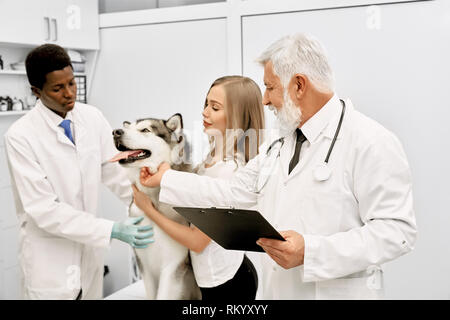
[208,206,236,214]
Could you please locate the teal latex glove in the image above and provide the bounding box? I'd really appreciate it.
[111,216,154,249]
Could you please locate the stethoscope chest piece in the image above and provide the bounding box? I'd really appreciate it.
[314,163,331,181]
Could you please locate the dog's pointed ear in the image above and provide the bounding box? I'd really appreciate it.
[165,113,183,142]
[165,113,183,131]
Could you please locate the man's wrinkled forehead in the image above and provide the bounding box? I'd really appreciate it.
[263,61,280,85]
[44,66,75,87]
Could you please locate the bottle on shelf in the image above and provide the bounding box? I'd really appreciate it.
[0,99,7,112]
[12,97,24,111]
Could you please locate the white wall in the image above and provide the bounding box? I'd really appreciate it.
[89,17,228,295]
[90,19,228,129]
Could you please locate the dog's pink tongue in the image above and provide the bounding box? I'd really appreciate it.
[109,150,143,162]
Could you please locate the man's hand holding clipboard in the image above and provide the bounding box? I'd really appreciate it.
[257,230,305,269]
[172,207,285,253]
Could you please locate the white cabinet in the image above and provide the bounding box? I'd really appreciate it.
[0,0,99,50]
[0,1,46,46]
[0,0,99,117]
[47,0,100,50]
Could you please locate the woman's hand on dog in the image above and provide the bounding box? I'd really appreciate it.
[132,184,156,213]
[139,162,171,187]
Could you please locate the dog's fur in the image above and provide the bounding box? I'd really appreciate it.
[111,113,200,300]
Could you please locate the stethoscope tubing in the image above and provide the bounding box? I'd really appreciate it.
[256,99,346,192]
[324,99,346,164]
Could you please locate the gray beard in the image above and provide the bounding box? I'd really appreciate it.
[269,92,302,137]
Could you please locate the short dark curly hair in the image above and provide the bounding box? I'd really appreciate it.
[25,44,73,89]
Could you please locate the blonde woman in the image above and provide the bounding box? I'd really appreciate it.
[132,76,265,300]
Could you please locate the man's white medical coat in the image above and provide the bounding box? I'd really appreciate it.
[4,100,131,299]
[159,96,417,299]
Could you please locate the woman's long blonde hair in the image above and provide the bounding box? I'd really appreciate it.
[204,75,265,165]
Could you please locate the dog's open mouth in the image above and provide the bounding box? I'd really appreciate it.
[109,148,152,164]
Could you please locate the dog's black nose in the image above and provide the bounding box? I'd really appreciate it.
[113,129,124,137]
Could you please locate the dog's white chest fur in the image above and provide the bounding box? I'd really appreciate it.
[126,168,200,300]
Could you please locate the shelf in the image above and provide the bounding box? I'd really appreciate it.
[0,70,86,76]
[0,110,28,117]
[0,70,26,75]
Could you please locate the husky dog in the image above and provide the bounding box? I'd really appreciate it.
[110,113,200,300]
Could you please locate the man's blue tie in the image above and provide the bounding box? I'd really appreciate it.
[59,119,75,144]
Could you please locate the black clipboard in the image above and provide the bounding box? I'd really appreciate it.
[173,206,285,252]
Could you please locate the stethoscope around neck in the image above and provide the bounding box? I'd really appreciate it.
[254,99,346,193]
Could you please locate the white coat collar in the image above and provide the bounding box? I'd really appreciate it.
[321,97,354,140]
[36,99,77,146]
[37,99,74,128]
[300,94,342,144]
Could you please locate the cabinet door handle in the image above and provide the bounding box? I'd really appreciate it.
[44,17,50,41]
[52,18,58,41]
